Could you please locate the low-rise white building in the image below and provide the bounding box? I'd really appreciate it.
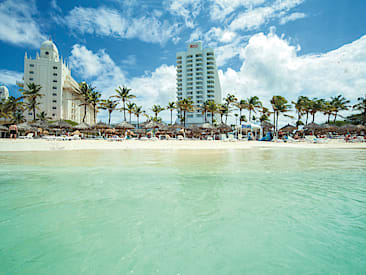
[20,39,93,124]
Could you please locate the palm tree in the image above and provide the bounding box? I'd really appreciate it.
[133,105,143,128]
[247,96,262,122]
[200,100,210,123]
[270,96,292,137]
[206,100,218,124]
[12,110,25,124]
[330,94,350,123]
[259,106,271,127]
[217,104,229,124]
[224,93,237,123]
[89,90,101,124]
[292,96,308,126]
[77,82,94,123]
[353,96,366,125]
[322,100,335,123]
[21,82,43,121]
[0,99,11,120]
[151,104,165,120]
[167,101,176,125]
[36,111,51,122]
[309,98,325,123]
[126,102,136,124]
[235,99,248,124]
[99,98,118,125]
[177,99,193,127]
[113,85,135,121]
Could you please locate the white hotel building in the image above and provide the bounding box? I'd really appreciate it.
[20,39,93,124]
[176,42,222,124]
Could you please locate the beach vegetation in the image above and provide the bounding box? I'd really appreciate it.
[20,82,43,121]
[113,85,135,121]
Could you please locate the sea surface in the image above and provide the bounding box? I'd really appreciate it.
[0,148,365,274]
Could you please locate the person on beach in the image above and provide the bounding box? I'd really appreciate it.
[9,124,18,139]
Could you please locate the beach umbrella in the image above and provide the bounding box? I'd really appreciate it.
[280,123,297,133]
[105,128,116,134]
[340,124,358,134]
[321,124,338,132]
[356,125,366,132]
[92,122,111,129]
[143,121,162,129]
[304,123,323,131]
[200,123,215,130]
[49,120,72,129]
[72,130,81,136]
[16,122,37,131]
[73,122,91,130]
[0,125,8,131]
[216,123,232,132]
[115,121,135,130]
[30,121,50,129]
[168,123,184,130]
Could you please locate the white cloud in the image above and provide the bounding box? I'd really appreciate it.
[279,12,306,25]
[0,0,46,48]
[121,55,137,66]
[50,0,62,13]
[0,70,23,86]
[229,0,304,31]
[64,6,180,44]
[219,31,366,125]
[165,0,202,28]
[205,27,237,43]
[69,45,176,123]
[209,0,266,22]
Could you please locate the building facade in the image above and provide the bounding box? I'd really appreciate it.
[0,86,9,101]
[176,42,222,124]
[21,39,93,124]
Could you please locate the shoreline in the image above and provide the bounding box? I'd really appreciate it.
[0,139,365,152]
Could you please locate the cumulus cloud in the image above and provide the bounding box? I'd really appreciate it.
[69,45,176,123]
[0,0,46,48]
[64,6,180,44]
[219,31,366,112]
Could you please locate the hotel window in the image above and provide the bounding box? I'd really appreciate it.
[53,80,57,83]
[53,66,57,69]
[52,113,56,117]
[29,78,34,81]
[53,73,57,76]
[29,64,34,67]
[52,107,57,110]
[28,112,32,115]
[52,100,57,103]
[52,93,57,96]
[29,71,34,74]
[53,86,57,89]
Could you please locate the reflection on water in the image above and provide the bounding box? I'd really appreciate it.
[0,148,365,274]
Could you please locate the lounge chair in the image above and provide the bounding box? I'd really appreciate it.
[19,133,34,139]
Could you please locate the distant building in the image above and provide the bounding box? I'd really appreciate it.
[19,39,93,124]
[0,86,9,101]
[176,42,222,124]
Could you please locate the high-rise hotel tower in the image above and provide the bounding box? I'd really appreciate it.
[176,42,222,124]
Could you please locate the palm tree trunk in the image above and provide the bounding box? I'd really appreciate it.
[93,106,96,124]
[239,109,242,124]
[137,116,139,128]
[249,109,251,122]
[211,112,214,124]
[83,104,87,123]
[123,99,126,121]
[170,110,173,125]
[273,112,276,137]
[129,112,132,124]
[183,111,186,127]
[306,112,309,125]
[225,114,228,124]
[108,111,111,125]
[327,114,330,123]
[334,112,338,123]
[204,111,207,123]
[312,113,315,123]
[276,111,279,137]
[33,106,36,121]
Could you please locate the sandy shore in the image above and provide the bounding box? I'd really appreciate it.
[0,138,365,152]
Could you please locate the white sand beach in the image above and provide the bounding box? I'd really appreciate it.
[0,138,365,152]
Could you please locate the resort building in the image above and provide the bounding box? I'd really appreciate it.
[19,39,93,124]
[176,42,222,124]
[0,86,9,101]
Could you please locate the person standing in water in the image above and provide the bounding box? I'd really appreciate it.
[9,124,18,139]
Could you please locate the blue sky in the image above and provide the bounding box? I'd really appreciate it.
[0,0,365,123]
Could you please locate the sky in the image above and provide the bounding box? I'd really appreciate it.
[0,0,365,125]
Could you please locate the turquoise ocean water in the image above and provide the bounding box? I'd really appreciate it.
[0,148,365,274]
